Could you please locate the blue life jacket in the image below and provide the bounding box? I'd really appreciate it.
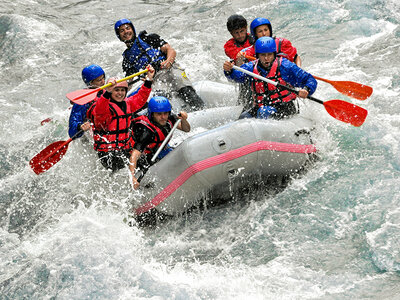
[123,36,166,73]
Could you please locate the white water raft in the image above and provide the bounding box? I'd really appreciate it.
[133,115,317,218]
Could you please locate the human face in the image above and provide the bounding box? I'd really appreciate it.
[255,25,271,38]
[118,24,134,42]
[90,74,105,88]
[111,87,127,102]
[152,112,169,126]
[258,52,275,69]
[231,27,247,43]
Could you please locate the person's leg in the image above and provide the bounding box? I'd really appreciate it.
[157,145,173,160]
[97,151,129,172]
[177,85,205,111]
[270,101,298,120]
[168,63,205,111]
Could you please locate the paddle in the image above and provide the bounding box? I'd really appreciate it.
[66,69,149,105]
[29,130,83,175]
[312,76,373,101]
[40,118,52,126]
[243,54,372,100]
[151,119,181,163]
[136,119,182,182]
[232,65,368,127]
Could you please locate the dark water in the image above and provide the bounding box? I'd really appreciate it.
[1,0,400,299]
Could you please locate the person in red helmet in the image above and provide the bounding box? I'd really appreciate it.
[91,65,155,172]
[224,14,254,63]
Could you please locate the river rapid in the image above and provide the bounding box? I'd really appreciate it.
[1,0,400,299]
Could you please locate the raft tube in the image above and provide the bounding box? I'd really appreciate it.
[133,116,317,218]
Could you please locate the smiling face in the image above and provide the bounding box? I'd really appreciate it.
[231,27,248,43]
[152,112,170,126]
[110,87,127,102]
[255,24,271,39]
[118,24,134,42]
[258,52,275,69]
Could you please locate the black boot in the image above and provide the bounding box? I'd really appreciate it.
[177,86,205,111]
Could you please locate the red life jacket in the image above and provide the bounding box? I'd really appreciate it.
[91,102,133,152]
[133,115,174,155]
[86,90,104,121]
[251,57,297,107]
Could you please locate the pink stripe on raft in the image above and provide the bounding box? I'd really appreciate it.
[135,141,317,215]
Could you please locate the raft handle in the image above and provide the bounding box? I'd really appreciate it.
[217,138,226,147]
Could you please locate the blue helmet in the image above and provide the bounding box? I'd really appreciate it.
[114,18,136,41]
[81,64,105,86]
[254,37,276,54]
[257,106,277,119]
[148,96,172,117]
[250,17,272,40]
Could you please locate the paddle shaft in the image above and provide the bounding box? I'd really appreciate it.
[231,65,368,127]
[99,69,149,92]
[232,65,318,103]
[151,119,181,163]
[136,119,181,183]
[69,69,149,103]
[244,55,372,100]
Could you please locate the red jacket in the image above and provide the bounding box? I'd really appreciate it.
[91,85,151,151]
[243,37,298,63]
[224,34,253,60]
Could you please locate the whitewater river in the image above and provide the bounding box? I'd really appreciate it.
[1,0,400,299]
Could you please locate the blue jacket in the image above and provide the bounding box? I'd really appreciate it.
[225,58,317,95]
[123,35,166,74]
[68,102,91,138]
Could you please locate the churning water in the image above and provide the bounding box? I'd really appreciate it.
[1,0,400,299]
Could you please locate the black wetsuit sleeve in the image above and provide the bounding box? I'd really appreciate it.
[140,31,168,49]
[169,114,178,125]
[132,123,154,152]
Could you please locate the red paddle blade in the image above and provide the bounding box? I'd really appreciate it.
[40,118,52,125]
[66,88,100,105]
[323,100,368,127]
[314,76,373,100]
[329,80,373,100]
[29,139,72,174]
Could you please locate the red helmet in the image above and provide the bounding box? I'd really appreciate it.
[107,77,128,90]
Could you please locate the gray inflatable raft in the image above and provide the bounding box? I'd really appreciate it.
[133,115,317,218]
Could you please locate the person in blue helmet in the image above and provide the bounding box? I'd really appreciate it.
[237,17,301,67]
[68,64,105,139]
[114,18,205,111]
[128,96,190,189]
[223,37,317,119]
